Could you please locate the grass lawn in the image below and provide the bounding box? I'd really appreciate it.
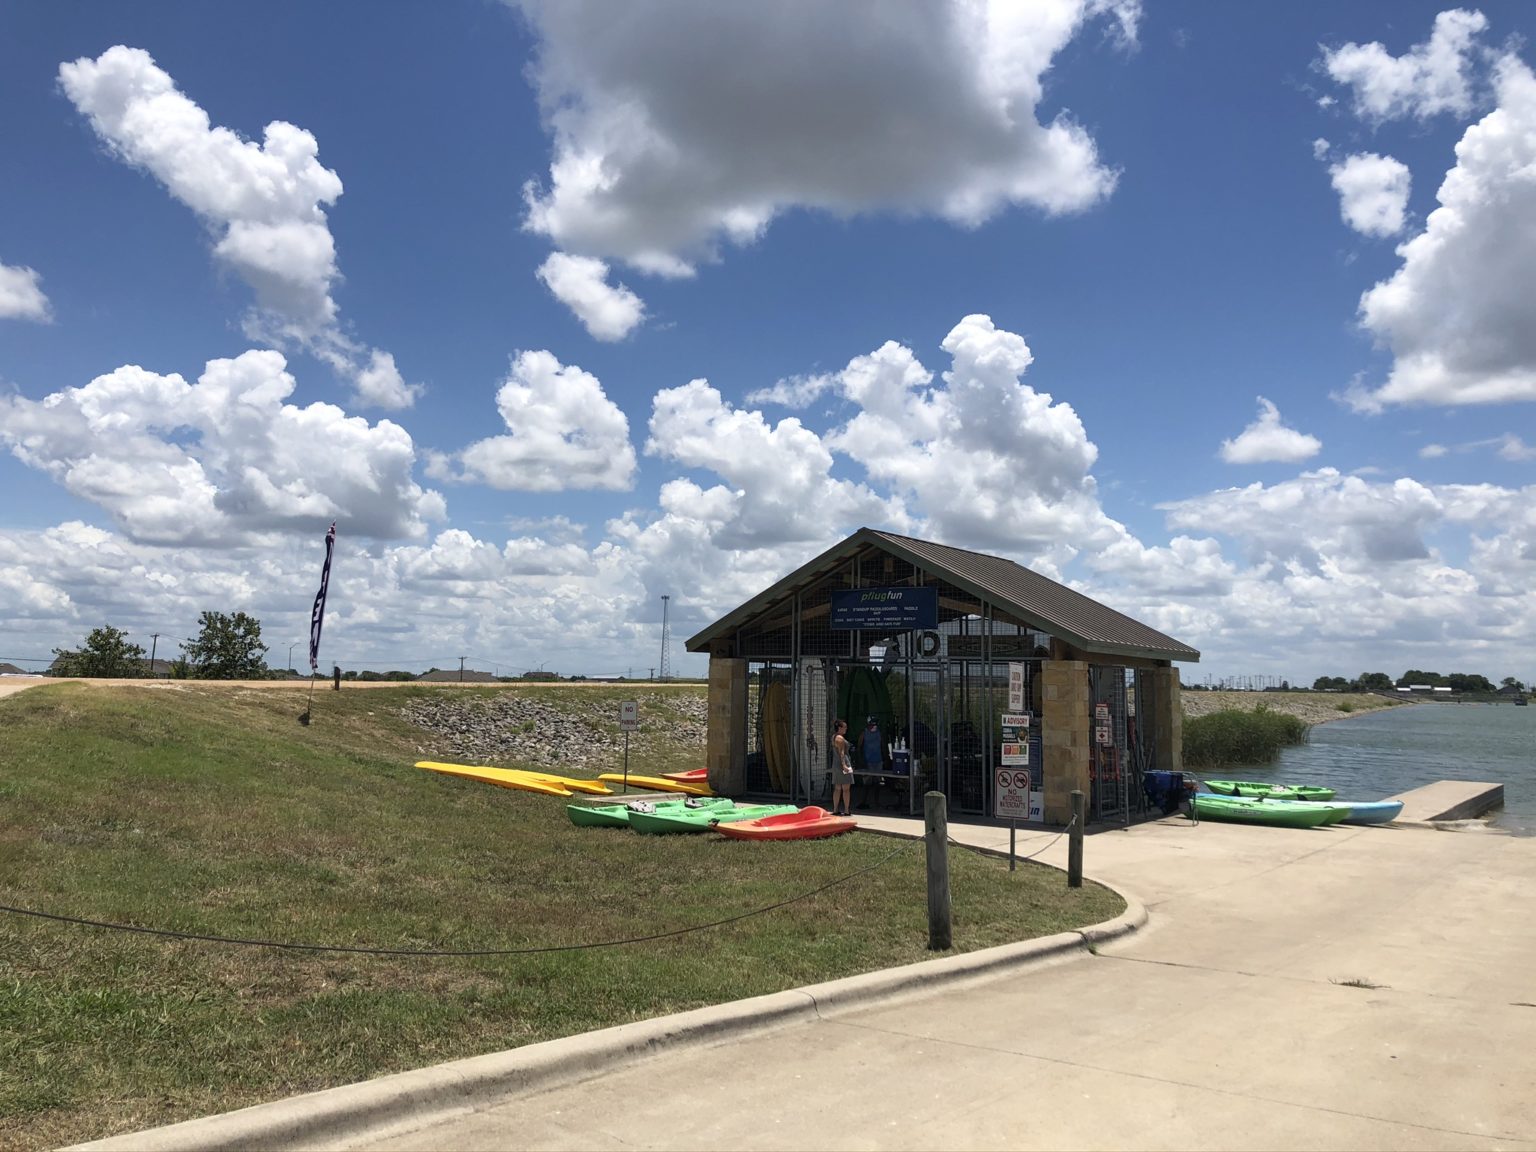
[0,682,1123,1149]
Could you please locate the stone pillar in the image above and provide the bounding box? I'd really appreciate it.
[706,657,748,796]
[1042,659,1090,825]
[1151,666,1183,773]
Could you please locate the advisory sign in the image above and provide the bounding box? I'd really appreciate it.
[1000,712,1031,766]
[829,587,938,630]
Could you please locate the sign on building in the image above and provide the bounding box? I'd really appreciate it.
[828,587,938,630]
[1000,712,1031,765]
[1008,663,1025,712]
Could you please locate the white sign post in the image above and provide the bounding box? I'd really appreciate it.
[994,767,1035,870]
[620,700,639,791]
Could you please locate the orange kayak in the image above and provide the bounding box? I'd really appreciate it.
[715,806,857,841]
[662,768,710,783]
[596,773,713,797]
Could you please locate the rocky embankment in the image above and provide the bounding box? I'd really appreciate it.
[400,690,708,770]
[1181,690,1404,726]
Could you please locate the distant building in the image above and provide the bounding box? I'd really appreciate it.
[415,668,500,683]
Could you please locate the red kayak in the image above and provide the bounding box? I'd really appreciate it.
[715,806,857,841]
[662,768,710,783]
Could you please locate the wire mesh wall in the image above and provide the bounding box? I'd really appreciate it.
[722,542,1173,825]
[746,661,791,794]
[1089,664,1157,824]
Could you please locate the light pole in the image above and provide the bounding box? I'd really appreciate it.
[289,642,297,673]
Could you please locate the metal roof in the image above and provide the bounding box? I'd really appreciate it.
[686,526,1200,664]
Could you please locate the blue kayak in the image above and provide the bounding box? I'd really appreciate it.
[1336,799,1403,825]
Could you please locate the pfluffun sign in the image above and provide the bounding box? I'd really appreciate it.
[829,587,938,630]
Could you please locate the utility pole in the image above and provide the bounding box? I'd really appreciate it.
[659,594,672,682]
[458,655,466,683]
[149,633,160,678]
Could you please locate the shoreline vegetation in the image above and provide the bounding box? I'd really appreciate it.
[1179,690,1406,770]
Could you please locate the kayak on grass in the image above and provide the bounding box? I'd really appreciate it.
[629,802,800,835]
[596,773,713,796]
[566,796,731,828]
[715,806,857,841]
[661,768,710,783]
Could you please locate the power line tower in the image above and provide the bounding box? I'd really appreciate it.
[658,594,672,682]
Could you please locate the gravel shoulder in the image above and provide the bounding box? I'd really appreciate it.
[1180,689,1407,727]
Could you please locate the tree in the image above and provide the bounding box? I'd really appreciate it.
[1502,677,1527,691]
[1447,672,1496,694]
[51,625,146,678]
[181,611,268,679]
[1356,672,1394,691]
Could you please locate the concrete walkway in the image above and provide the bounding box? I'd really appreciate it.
[87,810,1529,1152]
[354,815,1534,1151]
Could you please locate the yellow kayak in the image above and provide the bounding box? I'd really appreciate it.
[596,773,713,797]
[514,770,612,795]
[416,761,572,797]
[416,761,612,796]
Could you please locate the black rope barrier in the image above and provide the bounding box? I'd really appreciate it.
[0,841,913,958]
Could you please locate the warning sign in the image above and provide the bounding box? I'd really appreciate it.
[995,769,1029,818]
[994,768,1043,821]
[620,700,639,732]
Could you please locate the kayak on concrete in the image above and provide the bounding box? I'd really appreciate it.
[1191,793,1349,828]
[1203,780,1337,802]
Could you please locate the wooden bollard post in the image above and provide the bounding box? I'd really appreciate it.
[925,791,952,950]
[332,665,341,691]
[1068,789,1085,888]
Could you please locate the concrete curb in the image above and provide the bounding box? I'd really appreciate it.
[69,867,1145,1152]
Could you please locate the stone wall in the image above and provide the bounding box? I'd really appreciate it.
[706,657,748,795]
[1042,659,1089,825]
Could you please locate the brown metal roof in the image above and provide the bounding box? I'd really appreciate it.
[686,526,1200,664]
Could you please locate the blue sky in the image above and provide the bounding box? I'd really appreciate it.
[2,1,1533,684]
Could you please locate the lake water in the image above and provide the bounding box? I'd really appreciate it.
[1252,701,1535,834]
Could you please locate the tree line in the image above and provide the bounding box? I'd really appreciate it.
[1311,670,1526,693]
[50,612,274,680]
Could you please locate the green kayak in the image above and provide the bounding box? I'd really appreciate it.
[629,802,799,834]
[1204,780,1336,802]
[1192,793,1349,828]
[567,797,731,829]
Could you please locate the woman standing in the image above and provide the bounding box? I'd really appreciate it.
[831,719,853,817]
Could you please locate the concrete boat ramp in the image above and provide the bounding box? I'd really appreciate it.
[1390,780,1506,825]
[74,778,1535,1152]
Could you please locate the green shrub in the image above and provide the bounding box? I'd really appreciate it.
[1335,701,1355,713]
[1183,707,1309,768]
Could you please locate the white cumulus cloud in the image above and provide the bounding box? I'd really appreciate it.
[1219,397,1323,464]
[427,350,637,491]
[0,260,52,321]
[517,0,1135,282]
[1346,54,1536,411]
[0,350,445,544]
[1321,8,1490,122]
[58,45,421,409]
[535,252,645,340]
[1327,152,1411,237]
